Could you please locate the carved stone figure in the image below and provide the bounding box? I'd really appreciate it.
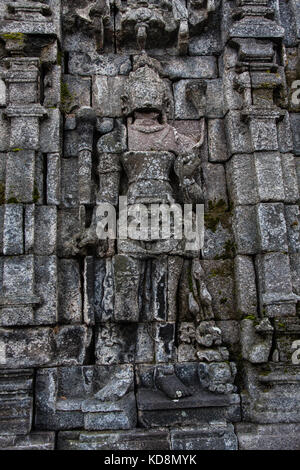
[0,0,300,451]
[69,52,235,400]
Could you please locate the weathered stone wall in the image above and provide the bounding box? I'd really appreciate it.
[0,0,299,450]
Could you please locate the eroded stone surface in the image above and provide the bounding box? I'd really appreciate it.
[0,0,299,452]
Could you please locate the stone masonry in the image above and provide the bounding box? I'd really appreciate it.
[0,0,299,450]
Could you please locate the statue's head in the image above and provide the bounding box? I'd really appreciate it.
[122,54,170,118]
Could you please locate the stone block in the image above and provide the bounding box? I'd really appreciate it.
[225,111,252,155]
[216,321,241,353]
[227,154,258,205]
[0,151,5,184]
[208,119,229,163]
[249,117,279,152]
[202,222,234,260]
[34,255,58,325]
[83,394,137,431]
[34,205,57,255]
[170,423,238,450]
[254,152,285,202]
[0,110,9,151]
[232,206,259,255]
[0,369,33,435]
[173,79,203,120]
[155,322,176,363]
[161,56,217,80]
[256,203,288,252]
[236,423,300,450]
[290,253,300,295]
[229,17,284,40]
[40,108,62,153]
[223,70,244,113]
[205,79,224,118]
[0,432,55,450]
[97,121,127,154]
[97,117,114,135]
[0,77,6,107]
[2,204,23,255]
[5,150,35,203]
[57,207,85,257]
[58,259,82,324]
[137,389,240,428]
[47,153,61,205]
[0,206,4,254]
[0,326,92,368]
[285,205,300,253]
[290,114,300,156]
[113,254,141,323]
[149,257,168,322]
[69,53,131,76]
[43,65,62,109]
[34,152,44,205]
[64,129,78,157]
[277,112,294,153]
[63,32,100,53]
[62,75,91,113]
[35,365,136,431]
[0,255,38,326]
[274,317,300,362]
[84,257,114,325]
[281,153,299,203]
[203,163,228,207]
[167,256,183,322]
[242,362,300,423]
[95,323,138,365]
[92,76,126,118]
[57,429,170,450]
[201,260,236,320]
[60,158,78,207]
[256,253,297,315]
[189,30,222,56]
[135,323,155,364]
[291,0,300,38]
[234,255,257,318]
[24,204,34,253]
[9,115,41,150]
[241,318,273,363]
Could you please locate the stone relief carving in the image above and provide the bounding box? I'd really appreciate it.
[65,51,237,407]
[0,0,299,451]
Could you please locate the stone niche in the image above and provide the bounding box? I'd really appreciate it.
[0,0,299,452]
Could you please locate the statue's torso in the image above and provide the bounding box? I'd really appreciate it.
[121,150,175,204]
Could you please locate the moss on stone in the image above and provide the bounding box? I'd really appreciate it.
[61,81,74,113]
[204,199,231,234]
[208,262,233,279]
[32,184,40,203]
[6,196,19,204]
[57,50,63,66]
[1,33,25,46]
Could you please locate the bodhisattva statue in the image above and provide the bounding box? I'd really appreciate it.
[69,53,235,400]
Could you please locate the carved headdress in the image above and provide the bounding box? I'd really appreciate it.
[121,53,171,121]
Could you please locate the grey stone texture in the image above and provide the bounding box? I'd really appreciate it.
[0,0,299,452]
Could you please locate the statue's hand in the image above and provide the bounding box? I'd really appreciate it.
[181,153,201,177]
[77,227,98,248]
[65,228,115,257]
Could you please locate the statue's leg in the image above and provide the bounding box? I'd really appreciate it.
[152,254,193,399]
[113,254,143,323]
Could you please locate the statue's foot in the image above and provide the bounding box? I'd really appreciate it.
[155,373,192,400]
[94,369,133,402]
